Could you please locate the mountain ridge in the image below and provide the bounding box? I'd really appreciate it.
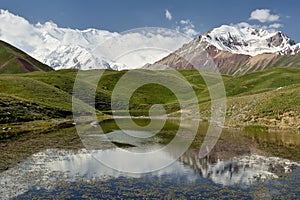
[1,9,300,73]
[147,25,300,75]
[201,25,298,56]
[0,10,190,71]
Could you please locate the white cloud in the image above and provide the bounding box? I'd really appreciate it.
[249,9,280,23]
[0,10,43,52]
[179,20,189,25]
[98,28,190,68]
[234,22,251,28]
[165,9,172,21]
[0,10,191,70]
[177,19,198,37]
[233,22,268,30]
[269,23,283,29]
[183,28,198,37]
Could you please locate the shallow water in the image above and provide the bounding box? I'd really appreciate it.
[1,119,300,199]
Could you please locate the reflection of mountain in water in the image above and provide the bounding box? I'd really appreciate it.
[178,150,299,186]
[0,147,299,199]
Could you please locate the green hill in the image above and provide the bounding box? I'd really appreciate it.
[0,40,53,74]
[0,67,299,137]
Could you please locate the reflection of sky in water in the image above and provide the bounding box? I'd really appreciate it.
[0,148,199,199]
[83,129,196,173]
[0,146,298,199]
[45,148,198,179]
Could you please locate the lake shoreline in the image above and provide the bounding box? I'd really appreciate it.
[0,113,299,142]
[0,117,299,195]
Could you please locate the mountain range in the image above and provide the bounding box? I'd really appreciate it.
[147,25,300,75]
[0,10,189,71]
[1,10,300,74]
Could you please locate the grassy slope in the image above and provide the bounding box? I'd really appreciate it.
[0,67,299,132]
[201,67,300,129]
[0,41,53,74]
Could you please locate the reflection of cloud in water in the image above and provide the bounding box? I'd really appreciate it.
[0,148,198,199]
[0,148,298,199]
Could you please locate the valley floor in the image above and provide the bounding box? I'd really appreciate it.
[1,67,300,140]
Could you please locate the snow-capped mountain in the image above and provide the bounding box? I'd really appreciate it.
[148,25,300,75]
[0,10,190,70]
[1,9,300,72]
[199,25,297,56]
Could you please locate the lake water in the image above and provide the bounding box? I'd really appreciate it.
[0,119,299,199]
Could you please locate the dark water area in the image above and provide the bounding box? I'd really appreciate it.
[1,119,299,199]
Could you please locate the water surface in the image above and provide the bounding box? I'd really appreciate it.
[0,119,299,199]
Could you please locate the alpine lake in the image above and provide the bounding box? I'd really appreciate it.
[1,118,299,199]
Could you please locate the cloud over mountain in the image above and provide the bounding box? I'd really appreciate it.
[0,10,191,70]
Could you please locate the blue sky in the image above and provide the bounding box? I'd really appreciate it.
[0,0,299,41]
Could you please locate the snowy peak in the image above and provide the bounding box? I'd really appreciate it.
[0,10,190,70]
[151,25,300,75]
[200,25,296,56]
[1,9,299,71]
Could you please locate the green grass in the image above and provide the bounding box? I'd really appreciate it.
[0,41,53,74]
[0,67,300,129]
[225,67,300,97]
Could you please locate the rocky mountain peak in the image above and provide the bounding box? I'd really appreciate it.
[149,25,300,75]
[197,25,297,56]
